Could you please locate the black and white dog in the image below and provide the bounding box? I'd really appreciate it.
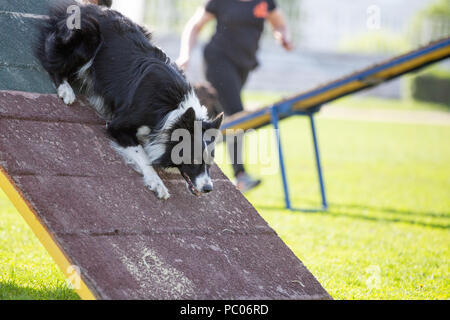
[34,1,223,199]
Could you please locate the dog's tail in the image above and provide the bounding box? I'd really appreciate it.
[34,0,103,77]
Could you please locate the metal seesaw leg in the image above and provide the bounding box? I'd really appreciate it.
[270,106,292,210]
[309,114,328,210]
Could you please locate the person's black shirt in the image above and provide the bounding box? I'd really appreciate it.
[205,0,277,70]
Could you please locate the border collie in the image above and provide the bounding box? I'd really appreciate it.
[34,1,223,199]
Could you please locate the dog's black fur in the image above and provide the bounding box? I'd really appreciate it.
[34,1,223,199]
[98,0,112,8]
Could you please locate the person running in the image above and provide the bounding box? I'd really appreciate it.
[177,0,292,192]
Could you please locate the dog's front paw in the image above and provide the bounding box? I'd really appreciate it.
[57,82,76,105]
[144,176,170,200]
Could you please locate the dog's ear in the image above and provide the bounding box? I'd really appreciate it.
[180,107,196,125]
[209,112,224,130]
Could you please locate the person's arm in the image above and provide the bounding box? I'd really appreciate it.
[176,8,215,70]
[267,9,293,51]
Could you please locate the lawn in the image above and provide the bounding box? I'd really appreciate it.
[0,96,449,299]
[0,190,79,300]
[216,115,450,299]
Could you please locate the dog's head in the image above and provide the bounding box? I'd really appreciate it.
[145,93,224,196]
[173,108,224,195]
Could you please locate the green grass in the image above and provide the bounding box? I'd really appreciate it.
[215,116,450,299]
[0,190,79,299]
[0,96,449,299]
[242,90,285,107]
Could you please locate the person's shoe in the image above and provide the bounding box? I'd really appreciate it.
[235,172,262,193]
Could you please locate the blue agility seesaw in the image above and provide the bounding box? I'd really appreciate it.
[221,37,450,211]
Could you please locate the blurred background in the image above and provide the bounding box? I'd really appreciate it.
[112,0,450,104]
[1,0,448,300]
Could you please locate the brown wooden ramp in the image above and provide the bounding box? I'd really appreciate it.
[0,90,331,300]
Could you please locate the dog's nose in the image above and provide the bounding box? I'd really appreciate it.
[202,184,213,193]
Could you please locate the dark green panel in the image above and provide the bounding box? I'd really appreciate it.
[0,14,45,68]
[0,0,51,15]
[0,1,54,93]
[0,66,55,93]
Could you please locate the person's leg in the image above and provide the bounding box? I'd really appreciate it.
[204,56,261,191]
[205,57,246,177]
[205,58,245,116]
[226,133,245,177]
[230,66,261,191]
[230,66,251,176]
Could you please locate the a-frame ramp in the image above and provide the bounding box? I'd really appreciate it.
[0,91,330,300]
[0,1,330,300]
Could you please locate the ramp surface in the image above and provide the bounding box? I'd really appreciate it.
[0,90,331,300]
